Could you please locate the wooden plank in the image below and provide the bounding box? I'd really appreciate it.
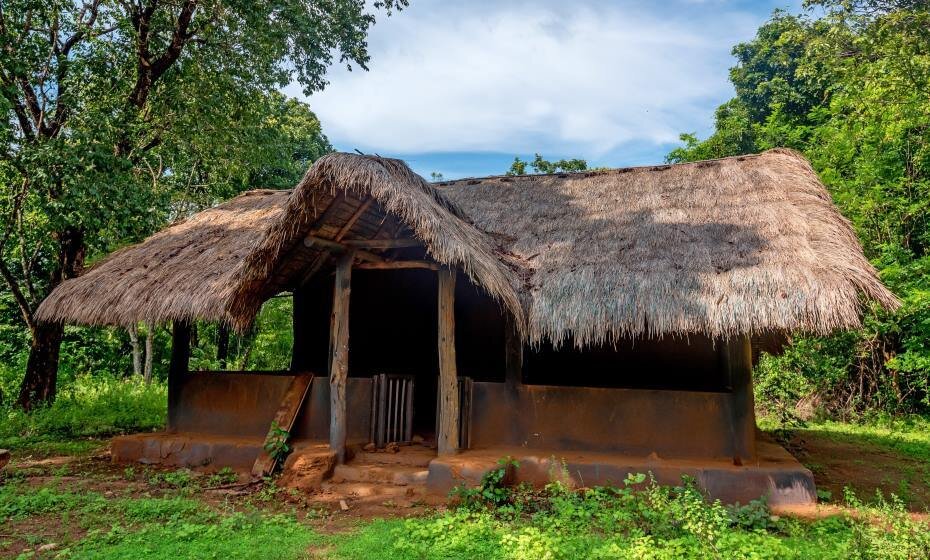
[329,253,353,463]
[356,260,439,271]
[167,321,191,432]
[437,267,459,455]
[251,372,314,478]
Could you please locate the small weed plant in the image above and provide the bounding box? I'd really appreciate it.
[263,422,292,465]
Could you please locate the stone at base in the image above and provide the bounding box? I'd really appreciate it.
[279,448,337,491]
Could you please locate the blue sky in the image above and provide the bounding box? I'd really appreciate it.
[287,0,803,179]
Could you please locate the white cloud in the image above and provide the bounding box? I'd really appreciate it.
[289,0,777,158]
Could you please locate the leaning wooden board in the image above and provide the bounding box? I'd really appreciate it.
[251,373,314,478]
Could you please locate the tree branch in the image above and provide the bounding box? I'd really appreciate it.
[0,258,34,332]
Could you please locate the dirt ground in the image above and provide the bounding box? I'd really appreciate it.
[786,428,930,511]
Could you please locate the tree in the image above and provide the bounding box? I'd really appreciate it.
[669,1,930,415]
[0,0,404,409]
[506,154,588,175]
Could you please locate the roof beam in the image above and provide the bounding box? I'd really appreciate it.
[355,260,440,271]
[303,235,384,263]
[335,198,374,241]
[341,238,424,249]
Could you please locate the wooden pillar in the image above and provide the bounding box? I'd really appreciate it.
[725,335,756,464]
[290,285,308,372]
[329,254,353,463]
[504,314,523,388]
[437,267,459,455]
[167,320,191,432]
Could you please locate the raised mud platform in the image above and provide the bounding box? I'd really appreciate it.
[111,432,333,471]
[112,432,814,506]
[427,437,816,507]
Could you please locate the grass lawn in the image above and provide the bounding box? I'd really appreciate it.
[1,424,929,560]
[2,381,929,559]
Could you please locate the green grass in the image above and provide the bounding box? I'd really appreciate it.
[0,481,318,559]
[799,417,930,462]
[0,373,166,455]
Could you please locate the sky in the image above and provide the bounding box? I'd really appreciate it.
[286,0,804,179]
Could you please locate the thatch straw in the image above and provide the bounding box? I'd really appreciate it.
[35,190,290,327]
[437,148,899,346]
[36,149,898,346]
[227,153,525,331]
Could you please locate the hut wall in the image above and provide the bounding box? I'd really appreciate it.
[172,372,371,441]
[467,338,755,460]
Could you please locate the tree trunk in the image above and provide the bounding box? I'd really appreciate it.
[17,322,64,410]
[216,323,230,369]
[143,322,154,384]
[129,323,143,376]
[17,227,84,411]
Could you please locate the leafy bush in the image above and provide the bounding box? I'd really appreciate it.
[0,373,166,451]
[845,489,930,560]
[337,473,867,560]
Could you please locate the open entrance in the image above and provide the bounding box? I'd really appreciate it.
[350,268,440,444]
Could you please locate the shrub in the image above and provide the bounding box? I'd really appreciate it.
[0,373,166,450]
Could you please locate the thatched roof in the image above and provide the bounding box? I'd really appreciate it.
[36,149,898,344]
[35,189,290,327]
[436,148,898,344]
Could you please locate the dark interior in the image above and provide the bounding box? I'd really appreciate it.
[522,334,730,392]
[291,267,731,436]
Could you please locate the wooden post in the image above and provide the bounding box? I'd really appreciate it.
[437,267,459,455]
[329,254,353,463]
[725,335,756,464]
[167,320,191,432]
[504,314,523,388]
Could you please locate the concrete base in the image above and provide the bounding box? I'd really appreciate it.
[427,437,815,507]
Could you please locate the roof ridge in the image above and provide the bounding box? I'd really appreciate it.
[433,148,801,186]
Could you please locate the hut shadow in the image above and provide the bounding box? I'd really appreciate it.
[469,175,771,342]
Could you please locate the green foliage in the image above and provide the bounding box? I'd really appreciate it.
[263,422,292,465]
[451,457,519,509]
[670,2,930,419]
[845,489,930,560]
[0,374,165,452]
[333,474,884,560]
[507,154,588,175]
[0,0,407,406]
[0,481,316,559]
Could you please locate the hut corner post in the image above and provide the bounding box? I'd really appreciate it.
[437,267,459,456]
[329,253,353,464]
[167,320,192,433]
[727,335,756,464]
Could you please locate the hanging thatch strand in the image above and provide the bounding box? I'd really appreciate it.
[437,148,899,345]
[35,149,898,345]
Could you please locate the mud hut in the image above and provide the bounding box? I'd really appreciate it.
[36,149,898,505]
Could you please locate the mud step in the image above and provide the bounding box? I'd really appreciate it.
[350,447,435,468]
[331,463,429,486]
